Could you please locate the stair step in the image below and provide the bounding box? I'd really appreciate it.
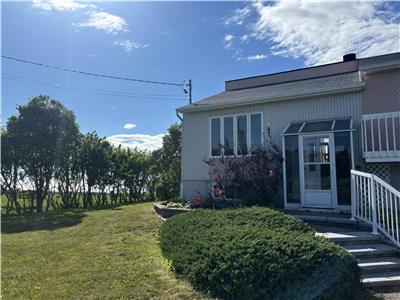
[344,243,399,258]
[362,271,400,287]
[293,214,371,229]
[358,257,400,272]
[316,230,381,243]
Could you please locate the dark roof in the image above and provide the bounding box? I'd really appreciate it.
[177,52,399,113]
[177,72,363,112]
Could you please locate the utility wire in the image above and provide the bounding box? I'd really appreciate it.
[2,55,184,87]
[4,73,184,98]
[2,75,187,102]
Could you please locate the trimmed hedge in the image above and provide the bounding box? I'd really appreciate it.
[160,208,361,300]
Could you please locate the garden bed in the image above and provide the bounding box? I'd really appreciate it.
[153,203,191,219]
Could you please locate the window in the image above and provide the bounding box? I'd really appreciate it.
[301,120,333,133]
[224,117,234,155]
[285,122,303,134]
[251,113,262,154]
[210,113,262,157]
[237,115,248,155]
[285,135,300,203]
[333,118,351,130]
[334,132,352,205]
[211,118,221,156]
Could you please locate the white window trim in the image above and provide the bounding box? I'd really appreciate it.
[209,112,263,158]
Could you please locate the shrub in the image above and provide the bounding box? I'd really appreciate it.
[160,208,361,300]
[203,143,283,206]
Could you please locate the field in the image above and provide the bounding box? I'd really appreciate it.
[2,202,208,299]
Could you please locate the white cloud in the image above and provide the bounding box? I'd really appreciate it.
[74,11,128,34]
[244,54,267,61]
[123,123,136,130]
[223,34,235,49]
[224,6,252,26]
[32,0,95,11]
[107,133,164,152]
[113,40,149,52]
[252,1,400,66]
[240,34,250,44]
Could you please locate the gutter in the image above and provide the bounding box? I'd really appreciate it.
[175,111,183,122]
[359,61,400,72]
[177,83,365,114]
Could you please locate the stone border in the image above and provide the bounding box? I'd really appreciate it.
[153,203,191,220]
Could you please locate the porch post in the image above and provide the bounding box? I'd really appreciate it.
[350,172,356,221]
[370,174,379,235]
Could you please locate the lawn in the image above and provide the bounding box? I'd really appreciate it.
[2,203,208,299]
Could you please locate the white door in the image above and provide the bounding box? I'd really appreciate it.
[300,134,336,208]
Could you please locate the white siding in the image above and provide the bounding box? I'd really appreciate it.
[181,91,363,201]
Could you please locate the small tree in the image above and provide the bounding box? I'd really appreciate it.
[5,96,79,212]
[79,132,111,207]
[204,142,283,206]
[155,123,181,200]
[1,129,23,214]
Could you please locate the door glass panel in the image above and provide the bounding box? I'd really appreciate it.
[303,137,330,163]
[304,164,331,190]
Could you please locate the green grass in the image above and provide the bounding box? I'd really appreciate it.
[2,203,208,299]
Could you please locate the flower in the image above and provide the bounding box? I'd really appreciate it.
[192,195,205,206]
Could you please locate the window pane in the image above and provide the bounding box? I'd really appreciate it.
[301,121,333,133]
[303,137,330,163]
[251,113,262,154]
[211,118,221,156]
[285,136,300,203]
[237,115,248,155]
[224,117,234,155]
[334,119,351,130]
[335,132,352,205]
[284,122,303,134]
[304,164,331,190]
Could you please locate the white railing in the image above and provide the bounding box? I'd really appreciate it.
[351,169,400,247]
[362,111,400,162]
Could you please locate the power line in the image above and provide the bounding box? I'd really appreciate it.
[4,73,185,98]
[2,55,184,87]
[2,75,187,102]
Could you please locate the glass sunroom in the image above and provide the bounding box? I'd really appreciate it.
[282,118,354,212]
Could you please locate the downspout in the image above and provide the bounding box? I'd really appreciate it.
[175,110,184,199]
[176,111,183,122]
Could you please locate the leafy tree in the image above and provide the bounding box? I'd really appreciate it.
[155,123,181,200]
[55,134,82,209]
[1,129,23,214]
[109,146,128,204]
[79,132,111,207]
[5,96,79,212]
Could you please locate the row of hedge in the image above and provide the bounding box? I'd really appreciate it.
[159,208,361,300]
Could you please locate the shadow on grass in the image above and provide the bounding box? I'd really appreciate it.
[0,203,136,234]
[1,210,87,234]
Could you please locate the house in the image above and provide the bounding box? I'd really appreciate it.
[176,52,400,213]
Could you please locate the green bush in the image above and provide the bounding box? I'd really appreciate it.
[160,208,361,300]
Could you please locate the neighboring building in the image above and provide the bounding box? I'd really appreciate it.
[176,52,400,212]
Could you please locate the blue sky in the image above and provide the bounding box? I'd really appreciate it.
[2,1,399,151]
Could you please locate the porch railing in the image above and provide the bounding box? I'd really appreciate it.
[362,111,400,162]
[351,169,400,247]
